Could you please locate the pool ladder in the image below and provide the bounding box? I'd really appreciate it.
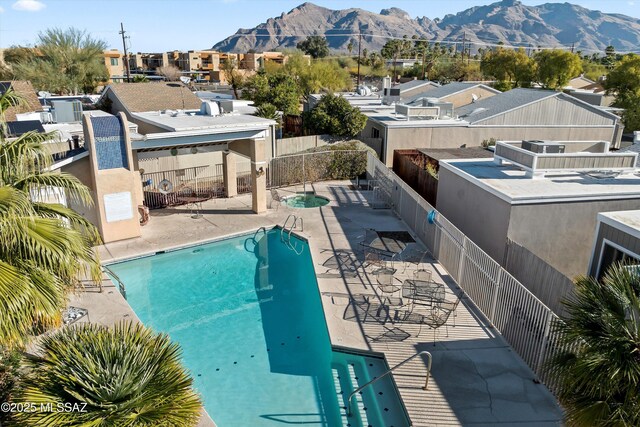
[281,214,304,255]
[102,265,127,300]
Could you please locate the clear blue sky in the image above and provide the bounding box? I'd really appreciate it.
[0,0,639,51]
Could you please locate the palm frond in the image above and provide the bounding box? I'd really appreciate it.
[548,263,640,426]
[16,322,202,426]
[15,172,94,207]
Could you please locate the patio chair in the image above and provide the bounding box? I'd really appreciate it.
[435,290,464,327]
[363,247,393,271]
[413,268,432,282]
[419,307,453,344]
[270,188,283,210]
[400,247,434,273]
[374,267,399,294]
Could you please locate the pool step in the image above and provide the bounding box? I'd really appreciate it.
[331,351,410,427]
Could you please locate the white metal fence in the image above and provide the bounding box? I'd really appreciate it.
[141,151,368,208]
[365,152,567,393]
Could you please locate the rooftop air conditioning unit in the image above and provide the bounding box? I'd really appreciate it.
[425,100,454,118]
[219,99,234,113]
[199,101,220,116]
[521,140,565,153]
[51,100,82,123]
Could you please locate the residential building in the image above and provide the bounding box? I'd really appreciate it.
[589,210,640,279]
[436,140,640,283]
[129,52,169,73]
[362,88,624,165]
[103,49,125,82]
[54,83,276,243]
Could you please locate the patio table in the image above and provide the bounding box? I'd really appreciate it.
[402,279,445,308]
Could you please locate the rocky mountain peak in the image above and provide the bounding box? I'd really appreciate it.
[212,1,640,54]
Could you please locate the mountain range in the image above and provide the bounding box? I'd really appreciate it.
[212,0,640,54]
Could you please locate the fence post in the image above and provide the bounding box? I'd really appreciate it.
[489,269,502,326]
[457,238,467,285]
[535,309,554,376]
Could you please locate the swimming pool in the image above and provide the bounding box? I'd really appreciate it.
[107,229,409,427]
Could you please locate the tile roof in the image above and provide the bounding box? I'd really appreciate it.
[0,80,43,121]
[105,82,203,113]
[455,88,558,123]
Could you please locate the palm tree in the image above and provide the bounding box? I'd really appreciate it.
[0,88,101,347]
[548,263,640,426]
[14,322,202,426]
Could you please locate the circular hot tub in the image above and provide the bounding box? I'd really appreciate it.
[283,193,330,208]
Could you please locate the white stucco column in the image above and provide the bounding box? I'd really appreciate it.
[250,139,267,214]
[222,151,237,198]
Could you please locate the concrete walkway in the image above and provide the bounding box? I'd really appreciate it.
[82,181,563,426]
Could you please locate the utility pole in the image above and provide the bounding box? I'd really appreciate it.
[422,44,426,80]
[570,42,575,53]
[119,23,131,83]
[462,31,467,63]
[356,32,362,88]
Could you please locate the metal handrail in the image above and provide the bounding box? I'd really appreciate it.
[281,214,296,242]
[254,226,267,241]
[347,350,432,417]
[102,265,127,300]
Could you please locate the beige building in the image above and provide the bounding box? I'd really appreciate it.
[362,88,623,165]
[54,84,276,243]
[103,50,125,82]
[121,50,292,83]
[436,141,640,282]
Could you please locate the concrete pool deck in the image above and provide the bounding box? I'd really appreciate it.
[78,181,563,426]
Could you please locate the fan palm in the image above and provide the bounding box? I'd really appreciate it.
[0,88,101,348]
[14,322,202,426]
[549,263,640,426]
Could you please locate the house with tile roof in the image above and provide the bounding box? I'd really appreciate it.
[98,82,204,133]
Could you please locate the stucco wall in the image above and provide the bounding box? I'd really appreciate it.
[436,166,512,263]
[60,156,100,228]
[379,124,617,166]
[509,199,640,279]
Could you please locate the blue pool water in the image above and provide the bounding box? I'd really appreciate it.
[107,229,409,427]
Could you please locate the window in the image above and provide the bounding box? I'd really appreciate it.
[598,242,640,280]
[371,127,380,139]
[110,58,119,66]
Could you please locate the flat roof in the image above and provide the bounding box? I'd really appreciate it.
[597,210,640,242]
[131,111,275,133]
[365,110,469,127]
[440,159,640,204]
[599,210,640,231]
[418,147,494,161]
